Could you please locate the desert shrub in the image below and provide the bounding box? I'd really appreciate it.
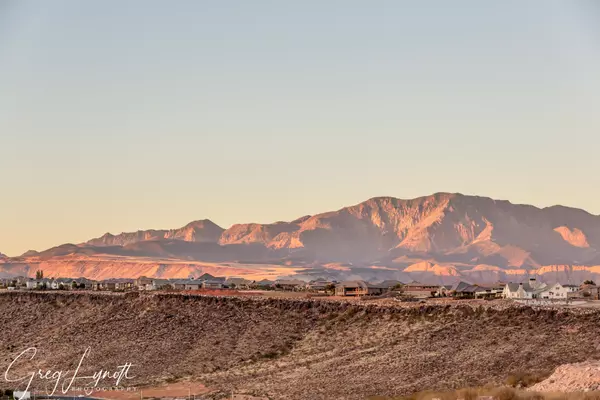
[505,371,548,388]
[368,386,600,400]
[261,351,279,359]
[455,388,479,400]
[491,387,519,400]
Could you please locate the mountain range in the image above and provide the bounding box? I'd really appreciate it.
[3,193,600,283]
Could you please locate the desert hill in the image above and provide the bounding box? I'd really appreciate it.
[4,193,600,282]
[2,292,600,399]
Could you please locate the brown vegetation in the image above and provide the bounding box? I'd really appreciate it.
[1,292,600,399]
[371,387,600,400]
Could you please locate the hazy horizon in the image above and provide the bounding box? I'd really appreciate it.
[1,0,599,256]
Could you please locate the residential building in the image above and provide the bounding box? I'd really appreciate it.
[334,280,387,296]
[306,279,335,292]
[225,277,254,290]
[503,279,548,299]
[274,279,306,291]
[202,280,225,289]
[135,276,153,290]
[253,279,275,289]
[538,283,577,299]
[402,283,439,299]
[579,284,600,300]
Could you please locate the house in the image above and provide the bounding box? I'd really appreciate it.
[579,284,600,300]
[197,274,226,284]
[225,277,254,290]
[436,285,453,297]
[97,280,117,291]
[377,280,404,291]
[402,283,439,299]
[202,280,225,289]
[449,281,504,299]
[306,279,335,292]
[170,279,204,290]
[538,283,578,299]
[74,278,96,290]
[274,279,306,291]
[186,280,204,290]
[13,276,29,287]
[334,280,387,296]
[171,279,188,290]
[473,284,505,299]
[136,277,170,291]
[503,283,533,299]
[116,279,135,290]
[55,278,76,290]
[452,282,481,299]
[503,279,548,299]
[253,279,275,289]
[136,276,153,290]
[150,279,171,291]
[25,279,40,290]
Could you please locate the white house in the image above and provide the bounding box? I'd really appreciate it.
[503,279,548,299]
[538,283,579,299]
[25,280,39,290]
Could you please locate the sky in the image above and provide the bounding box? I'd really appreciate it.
[1,1,599,256]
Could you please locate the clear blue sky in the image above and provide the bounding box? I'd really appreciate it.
[1,0,599,256]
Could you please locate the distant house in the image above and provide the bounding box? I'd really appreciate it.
[202,280,225,289]
[377,280,404,290]
[13,276,28,286]
[275,279,306,291]
[402,283,439,299]
[334,280,387,297]
[73,278,95,290]
[436,285,453,297]
[473,284,505,299]
[503,283,532,299]
[448,281,503,299]
[136,276,153,290]
[55,278,76,290]
[503,279,547,299]
[25,279,40,290]
[451,282,480,299]
[185,280,203,290]
[225,277,254,290]
[538,283,578,299]
[151,279,171,291]
[197,273,226,284]
[306,279,335,293]
[116,279,135,291]
[253,279,275,289]
[171,280,188,290]
[134,277,170,291]
[579,284,600,300]
[98,280,117,291]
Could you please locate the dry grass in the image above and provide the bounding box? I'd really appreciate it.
[505,372,551,388]
[369,387,600,400]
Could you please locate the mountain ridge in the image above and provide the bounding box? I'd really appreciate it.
[6,193,600,283]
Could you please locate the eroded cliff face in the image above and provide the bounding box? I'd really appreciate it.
[1,293,600,399]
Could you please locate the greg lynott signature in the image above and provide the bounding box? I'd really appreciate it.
[4,347,135,398]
